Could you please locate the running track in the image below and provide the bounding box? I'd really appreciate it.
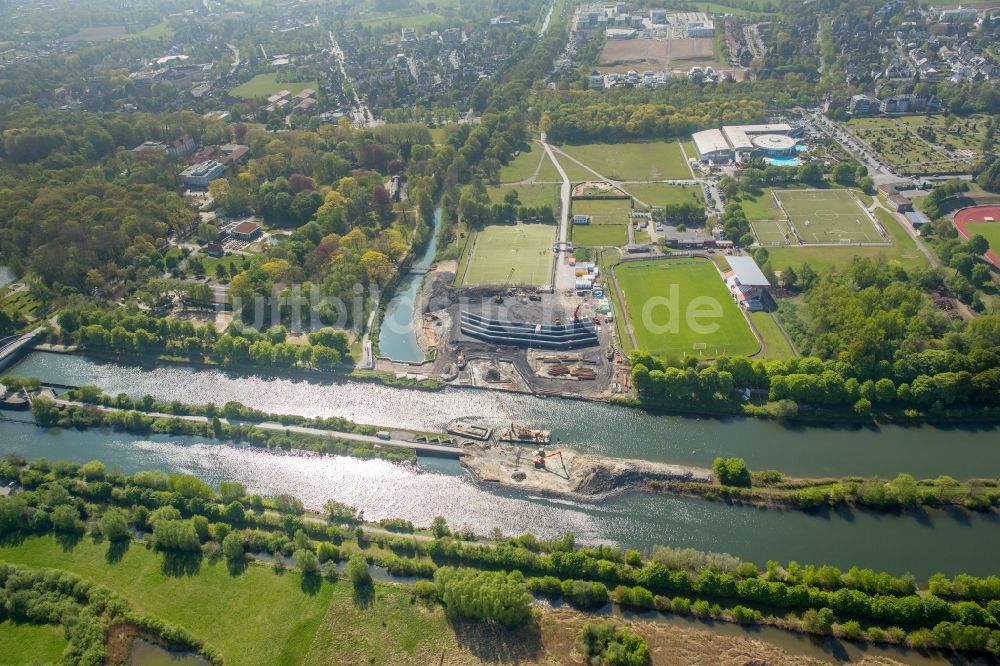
[953,205,1000,269]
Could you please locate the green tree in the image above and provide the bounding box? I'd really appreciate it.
[222,531,245,561]
[99,508,130,541]
[347,553,372,589]
[51,505,80,533]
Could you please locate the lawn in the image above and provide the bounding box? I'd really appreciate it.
[460,223,555,286]
[615,258,760,358]
[571,198,632,224]
[623,183,704,209]
[765,208,927,273]
[230,74,319,99]
[774,189,884,244]
[750,311,797,360]
[738,189,783,221]
[488,184,559,209]
[0,619,67,664]
[965,222,1000,255]
[500,144,549,183]
[0,535,333,666]
[573,223,627,246]
[131,21,173,40]
[558,141,691,181]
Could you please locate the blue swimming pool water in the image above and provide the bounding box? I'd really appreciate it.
[795,144,808,152]
[765,156,802,166]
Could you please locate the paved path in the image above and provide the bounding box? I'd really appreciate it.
[540,133,576,291]
[51,399,462,457]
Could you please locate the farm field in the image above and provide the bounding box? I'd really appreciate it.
[460,223,555,286]
[773,189,884,245]
[624,183,705,208]
[615,258,760,358]
[230,74,318,99]
[845,114,989,175]
[0,535,333,666]
[558,141,691,181]
[488,184,560,209]
[598,36,723,73]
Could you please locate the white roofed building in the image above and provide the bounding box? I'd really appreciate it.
[724,256,770,311]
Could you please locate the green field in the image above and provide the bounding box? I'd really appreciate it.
[131,21,173,40]
[615,258,760,358]
[302,580,459,664]
[765,207,927,272]
[0,619,68,663]
[739,189,784,221]
[559,141,691,181]
[488,184,559,209]
[965,222,1000,255]
[499,145,544,183]
[750,311,797,360]
[571,198,631,224]
[460,223,555,286]
[573,224,628,246]
[623,183,705,209]
[230,74,319,99]
[0,535,332,666]
[774,189,884,244]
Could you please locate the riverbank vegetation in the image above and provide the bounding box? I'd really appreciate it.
[12,384,417,463]
[3,456,1000,660]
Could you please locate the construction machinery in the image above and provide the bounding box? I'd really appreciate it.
[533,448,563,468]
[493,268,515,304]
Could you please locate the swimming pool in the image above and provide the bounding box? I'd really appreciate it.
[765,156,802,167]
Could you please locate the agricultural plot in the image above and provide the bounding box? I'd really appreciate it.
[773,189,885,245]
[558,141,691,181]
[845,114,989,176]
[614,258,760,358]
[460,223,555,286]
[230,74,318,99]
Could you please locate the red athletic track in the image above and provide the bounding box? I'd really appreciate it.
[953,205,1000,269]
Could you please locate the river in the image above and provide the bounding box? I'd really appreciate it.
[5,353,1000,579]
[0,265,14,288]
[377,208,442,362]
[11,352,998,479]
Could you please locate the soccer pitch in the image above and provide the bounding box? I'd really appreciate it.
[773,189,885,245]
[460,223,555,286]
[614,258,760,358]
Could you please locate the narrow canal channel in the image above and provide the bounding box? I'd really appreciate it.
[377,207,442,363]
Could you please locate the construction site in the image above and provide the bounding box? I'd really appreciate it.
[409,267,630,400]
[456,435,712,500]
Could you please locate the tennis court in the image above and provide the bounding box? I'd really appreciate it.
[773,189,885,245]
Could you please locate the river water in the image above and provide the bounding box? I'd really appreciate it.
[377,208,442,362]
[5,352,1000,579]
[0,265,14,288]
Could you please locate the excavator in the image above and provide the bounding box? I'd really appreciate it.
[571,303,581,323]
[533,448,563,468]
[493,268,514,304]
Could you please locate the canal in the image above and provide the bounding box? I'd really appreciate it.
[11,352,998,480]
[2,419,997,579]
[377,208,442,363]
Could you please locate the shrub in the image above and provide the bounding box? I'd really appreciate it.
[579,621,650,666]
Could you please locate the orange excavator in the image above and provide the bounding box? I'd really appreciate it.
[572,303,581,322]
[533,448,563,468]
